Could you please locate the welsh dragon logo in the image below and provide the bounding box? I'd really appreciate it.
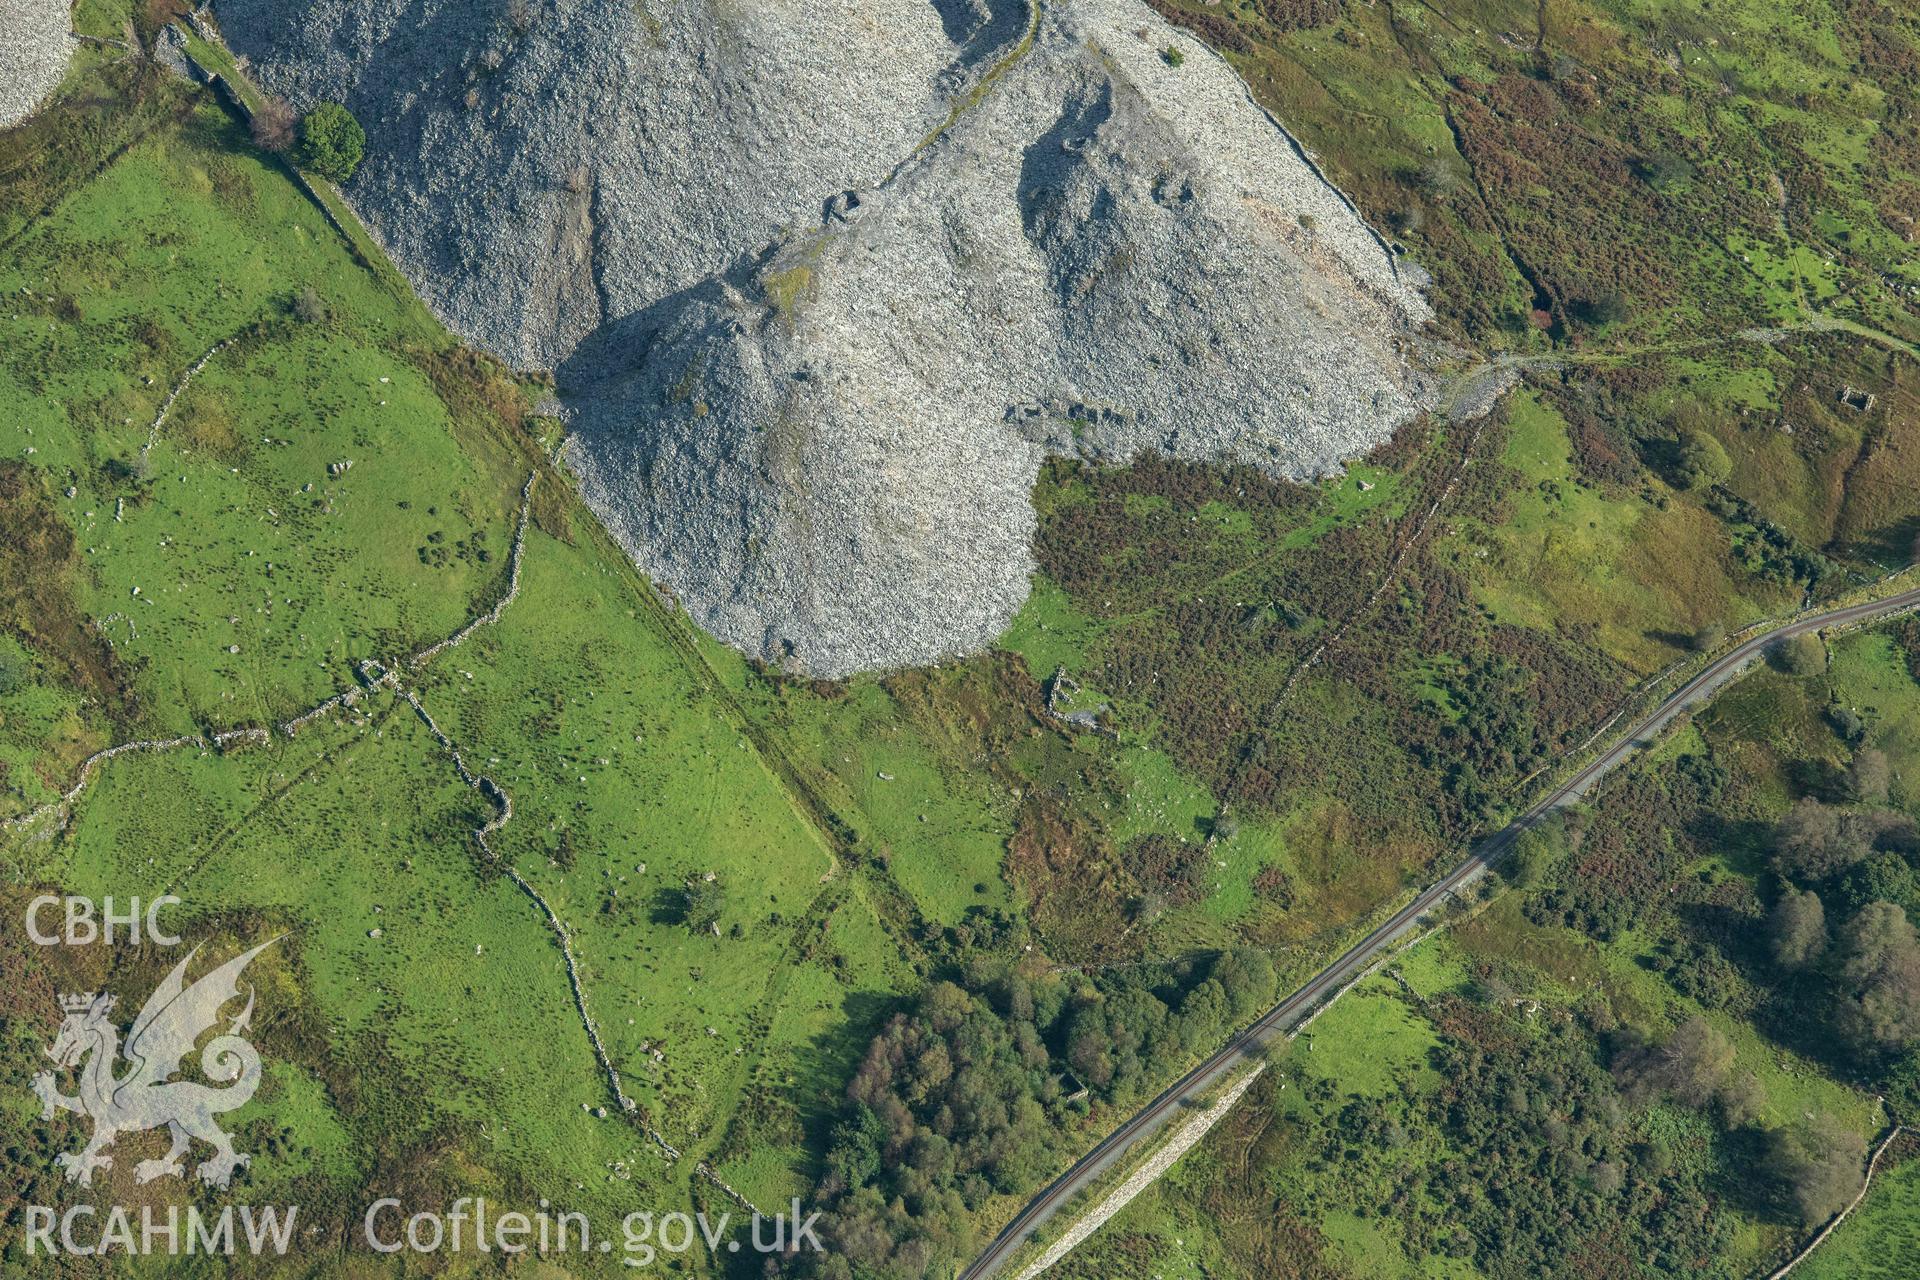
[32,938,279,1190]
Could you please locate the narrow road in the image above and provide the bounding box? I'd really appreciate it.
[959,582,1920,1280]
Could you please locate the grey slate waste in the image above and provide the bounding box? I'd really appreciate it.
[218,0,1439,677]
[0,0,74,129]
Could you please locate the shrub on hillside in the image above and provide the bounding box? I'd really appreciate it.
[1847,748,1893,804]
[1611,1016,1736,1108]
[1839,901,1920,1052]
[1120,832,1211,906]
[680,876,724,934]
[291,286,329,325]
[299,103,365,183]
[1774,632,1826,676]
[1674,428,1732,490]
[250,96,296,151]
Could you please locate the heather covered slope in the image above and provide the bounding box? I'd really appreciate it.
[216,0,1436,676]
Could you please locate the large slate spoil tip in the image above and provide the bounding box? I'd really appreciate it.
[220,0,1438,677]
[0,0,73,128]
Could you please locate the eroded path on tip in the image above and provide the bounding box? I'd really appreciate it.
[961,579,1920,1280]
[896,0,1043,172]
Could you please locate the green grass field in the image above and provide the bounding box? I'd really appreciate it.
[0,30,924,1265]
[0,88,524,814]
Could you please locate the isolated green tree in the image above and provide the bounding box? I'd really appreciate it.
[1691,620,1726,653]
[291,285,329,325]
[1509,816,1569,889]
[299,103,366,183]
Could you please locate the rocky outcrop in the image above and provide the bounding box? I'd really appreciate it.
[1,0,73,128]
[218,0,1437,677]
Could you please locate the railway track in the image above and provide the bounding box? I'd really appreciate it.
[960,582,1920,1280]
